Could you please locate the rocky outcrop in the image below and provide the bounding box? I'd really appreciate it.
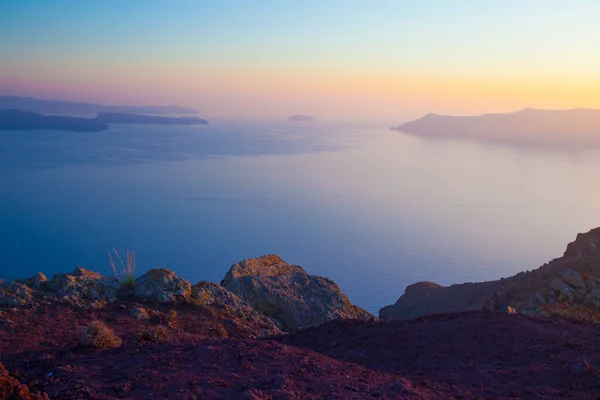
[380,226,600,320]
[191,281,281,335]
[0,283,36,307]
[134,269,192,303]
[564,227,600,258]
[51,267,121,304]
[221,254,374,332]
[19,272,49,291]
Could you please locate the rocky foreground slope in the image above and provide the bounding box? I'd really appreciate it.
[2,233,600,399]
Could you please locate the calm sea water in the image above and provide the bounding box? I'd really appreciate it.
[1,120,600,313]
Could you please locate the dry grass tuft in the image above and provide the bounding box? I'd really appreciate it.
[78,321,122,349]
[134,325,168,342]
[109,249,136,288]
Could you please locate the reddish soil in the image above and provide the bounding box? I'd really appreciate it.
[2,299,600,399]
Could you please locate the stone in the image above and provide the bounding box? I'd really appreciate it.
[534,292,546,305]
[52,267,121,303]
[221,254,374,332]
[191,281,280,334]
[549,278,566,293]
[19,272,49,291]
[0,283,35,307]
[559,269,586,289]
[130,306,150,320]
[134,269,191,303]
[564,227,600,258]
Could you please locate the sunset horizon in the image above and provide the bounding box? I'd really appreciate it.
[3,1,600,121]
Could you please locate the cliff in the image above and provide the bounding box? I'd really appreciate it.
[380,226,600,321]
[392,108,600,148]
[0,109,108,132]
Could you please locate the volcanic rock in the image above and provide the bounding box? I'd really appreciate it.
[191,281,280,334]
[51,267,121,304]
[559,268,586,289]
[221,254,374,332]
[134,268,192,303]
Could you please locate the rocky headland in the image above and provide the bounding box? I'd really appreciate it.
[2,231,600,398]
[391,108,600,149]
[380,226,600,321]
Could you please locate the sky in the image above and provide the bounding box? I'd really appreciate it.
[1,1,600,121]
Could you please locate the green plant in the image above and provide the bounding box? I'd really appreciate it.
[108,249,136,288]
[78,321,122,349]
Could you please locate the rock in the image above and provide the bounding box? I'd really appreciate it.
[534,292,546,305]
[559,269,586,289]
[564,227,600,258]
[380,279,501,321]
[52,267,121,303]
[134,269,191,303]
[549,278,566,293]
[221,254,374,332]
[130,306,150,320]
[589,288,600,301]
[0,283,35,307]
[19,272,49,291]
[191,281,280,334]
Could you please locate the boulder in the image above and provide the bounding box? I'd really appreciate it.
[559,269,586,289]
[549,278,565,293]
[52,267,121,303]
[19,272,50,291]
[0,283,35,307]
[191,281,280,334]
[220,254,374,332]
[134,269,191,303]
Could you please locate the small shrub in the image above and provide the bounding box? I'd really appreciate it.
[134,325,168,342]
[214,323,228,339]
[109,249,136,288]
[78,321,122,349]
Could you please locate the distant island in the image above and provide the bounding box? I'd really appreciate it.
[0,109,108,132]
[288,115,316,122]
[95,112,208,125]
[0,110,209,132]
[0,95,199,116]
[392,108,600,148]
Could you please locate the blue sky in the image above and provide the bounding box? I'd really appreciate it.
[2,1,600,119]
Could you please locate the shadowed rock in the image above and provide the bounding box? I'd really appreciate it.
[51,267,121,304]
[134,269,192,303]
[221,254,374,332]
[191,281,281,335]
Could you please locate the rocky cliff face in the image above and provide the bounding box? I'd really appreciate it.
[221,254,374,332]
[380,227,600,321]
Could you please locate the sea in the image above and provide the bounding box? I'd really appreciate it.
[1,119,600,314]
